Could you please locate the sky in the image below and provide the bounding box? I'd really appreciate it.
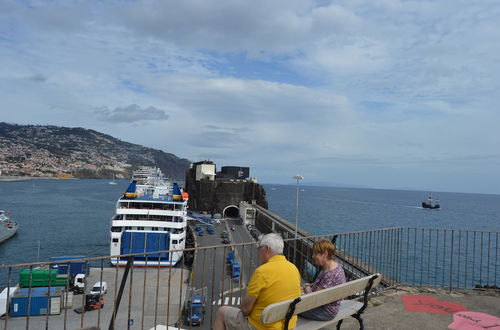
[1,0,499,195]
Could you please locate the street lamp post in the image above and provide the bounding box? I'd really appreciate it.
[293,174,304,263]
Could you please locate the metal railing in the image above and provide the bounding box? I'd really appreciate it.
[1,227,498,330]
[0,242,262,330]
[291,227,500,291]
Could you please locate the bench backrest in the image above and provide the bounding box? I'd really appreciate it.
[261,273,382,324]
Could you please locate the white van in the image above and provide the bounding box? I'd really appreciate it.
[90,281,107,295]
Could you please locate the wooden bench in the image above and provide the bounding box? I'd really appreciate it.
[260,273,382,330]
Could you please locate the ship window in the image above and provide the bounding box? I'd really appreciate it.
[111,226,122,232]
[152,227,158,231]
[112,238,119,243]
[172,240,178,244]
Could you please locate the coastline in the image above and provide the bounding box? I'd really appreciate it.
[0,176,77,182]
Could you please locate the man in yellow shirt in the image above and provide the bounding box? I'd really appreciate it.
[214,233,301,330]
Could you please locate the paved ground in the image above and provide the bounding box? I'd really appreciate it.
[4,276,498,330]
[332,287,500,330]
[1,268,187,330]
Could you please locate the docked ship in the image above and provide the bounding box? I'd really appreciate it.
[110,167,188,267]
[0,210,18,243]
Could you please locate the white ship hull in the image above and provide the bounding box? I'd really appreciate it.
[109,167,188,267]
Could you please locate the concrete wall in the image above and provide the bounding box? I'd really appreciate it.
[253,205,314,281]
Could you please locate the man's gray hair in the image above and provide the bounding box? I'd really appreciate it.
[259,233,284,254]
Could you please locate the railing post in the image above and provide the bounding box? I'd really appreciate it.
[109,256,133,330]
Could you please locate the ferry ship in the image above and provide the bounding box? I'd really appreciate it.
[110,167,188,267]
[421,195,440,209]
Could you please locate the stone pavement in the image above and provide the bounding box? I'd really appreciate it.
[336,287,500,330]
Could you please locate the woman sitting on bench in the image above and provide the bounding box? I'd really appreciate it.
[300,239,346,321]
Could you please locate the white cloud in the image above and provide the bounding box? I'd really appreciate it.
[0,0,499,194]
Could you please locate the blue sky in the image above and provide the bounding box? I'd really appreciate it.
[1,0,499,194]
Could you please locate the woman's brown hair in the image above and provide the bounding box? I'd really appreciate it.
[312,239,336,260]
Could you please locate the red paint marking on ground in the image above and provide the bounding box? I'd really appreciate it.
[401,295,468,314]
[448,311,500,330]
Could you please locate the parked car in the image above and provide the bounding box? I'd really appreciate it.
[220,231,228,238]
[198,230,205,236]
[221,238,230,244]
[207,225,215,234]
[184,295,206,326]
[90,282,107,296]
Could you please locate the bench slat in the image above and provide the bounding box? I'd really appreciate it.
[261,273,382,324]
[295,300,362,330]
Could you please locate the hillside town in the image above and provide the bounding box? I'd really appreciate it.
[0,123,189,179]
[0,141,130,178]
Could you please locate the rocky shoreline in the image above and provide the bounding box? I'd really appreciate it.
[0,176,76,182]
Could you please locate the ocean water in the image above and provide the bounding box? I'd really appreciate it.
[266,184,500,235]
[1,179,499,269]
[0,179,126,267]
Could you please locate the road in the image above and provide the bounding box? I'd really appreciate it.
[183,218,261,329]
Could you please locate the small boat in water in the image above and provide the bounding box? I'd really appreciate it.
[0,210,18,243]
[109,173,117,185]
[422,195,440,209]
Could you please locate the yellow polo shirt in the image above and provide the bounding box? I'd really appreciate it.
[247,255,301,329]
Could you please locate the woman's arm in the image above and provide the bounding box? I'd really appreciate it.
[303,282,325,294]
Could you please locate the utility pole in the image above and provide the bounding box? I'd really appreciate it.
[292,174,304,264]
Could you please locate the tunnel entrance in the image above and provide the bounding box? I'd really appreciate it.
[223,205,239,218]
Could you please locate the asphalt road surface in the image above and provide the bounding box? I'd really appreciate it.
[183,219,261,329]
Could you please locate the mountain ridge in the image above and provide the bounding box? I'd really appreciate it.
[0,122,191,179]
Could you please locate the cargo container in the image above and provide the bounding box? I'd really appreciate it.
[50,256,90,277]
[1,287,17,316]
[19,269,69,288]
[61,290,73,308]
[10,287,65,317]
